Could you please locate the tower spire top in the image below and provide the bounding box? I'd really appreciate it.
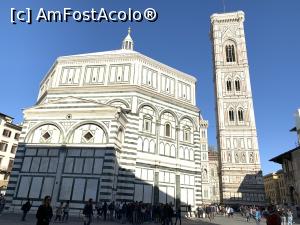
[122,27,134,50]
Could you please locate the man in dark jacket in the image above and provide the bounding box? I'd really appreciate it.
[102,201,108,221]
[21,198,32,221]
[266,205,281,225]
[174,206,181,225]
[83,198,94,225]
[36,196,53,225]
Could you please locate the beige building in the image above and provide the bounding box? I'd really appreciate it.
[264,170,288,205]
[0,113,22,193]
[270,109,300,208]
[210,11,265,204]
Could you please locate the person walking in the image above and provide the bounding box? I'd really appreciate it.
[83,198,94,225]
[95,201,102,219]
[36,196,53,225]
[255,208,261,225]
[21,198,32,221]
[187,205,192,218]
[62,201,70,222]
[121,202,127,224]
[287,208,293,225]
[266,205,281,225]
[174,206,181,225]
[54,202,63,222]
[102,201,108,221]
[245,208,250,222]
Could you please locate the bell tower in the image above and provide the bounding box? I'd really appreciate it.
[210,11,265,204]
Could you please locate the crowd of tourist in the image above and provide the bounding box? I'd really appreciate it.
[0,193,298,225]
[239,205,294,225]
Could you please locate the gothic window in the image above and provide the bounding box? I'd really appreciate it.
[143,116,152,133]
[226,80,232,92]
[238,109,244,122]
[165,123,171,137]
[229,109,235,122]
[225,45,236,62]
[235,80,241,91]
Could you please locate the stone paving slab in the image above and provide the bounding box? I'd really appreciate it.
[0,213,300,225]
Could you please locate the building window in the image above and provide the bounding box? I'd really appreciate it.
[235,80,241,91]
[3,129,11,138]
[238,109,244,122]
[143,116,152,133]
[7,159,14,171]
[229,110,235,122]
[183,127,191,142]
[225,45,236,62]
[0,142,8,152]
[201,130,206,138]
[165,123,171,137]
[11,145,17,154]
[14,133,20,140]
[226,80,232,92]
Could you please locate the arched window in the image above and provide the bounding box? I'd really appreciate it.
[229,109,235,122]
[143,115,152,133]
[137,137,143,151]
[143,139,149,152]
[165,123,171,137]
[225,45,236,62]
[238,109,244,122]
[183,126,191,142]
[226,80,232,92]
[235,80,241,91]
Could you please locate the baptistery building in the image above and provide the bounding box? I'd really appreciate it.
[6,28,210,213]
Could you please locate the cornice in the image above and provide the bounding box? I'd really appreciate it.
[39,85,199,113]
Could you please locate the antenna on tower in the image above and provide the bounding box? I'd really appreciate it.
[222,0,226,12]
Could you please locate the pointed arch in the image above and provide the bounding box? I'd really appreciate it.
[234,78,241,92]
[223,39,237,63]
[228,108,235,122]
[237,108,244,122]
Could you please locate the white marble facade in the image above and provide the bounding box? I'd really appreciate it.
[6,29,209,213]
[210,11,265,204]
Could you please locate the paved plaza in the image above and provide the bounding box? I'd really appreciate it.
[0,213,300,225]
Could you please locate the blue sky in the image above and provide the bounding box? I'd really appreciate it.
[1,0,299,174]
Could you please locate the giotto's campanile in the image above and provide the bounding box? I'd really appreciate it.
[210,11,265,204]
